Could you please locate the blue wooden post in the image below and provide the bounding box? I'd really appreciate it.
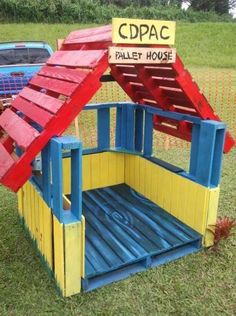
[71,145,82,220]
[51,138,63,222]
[115,106,122,148]
[125,104,135,151]
[189,120,226,187]
[97,108,110,150]
[42,144,51,206]
[50,136,82,223]
[115,104,135,151]
[144,110,153,157]
[135,107,144,152]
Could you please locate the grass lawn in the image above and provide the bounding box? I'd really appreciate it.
[0,22,236,315]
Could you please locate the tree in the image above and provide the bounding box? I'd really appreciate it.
[183,0,236,14]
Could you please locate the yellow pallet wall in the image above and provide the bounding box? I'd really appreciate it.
[53,215,85,296]
[63,152,125,194]
[17,182,85,297]
[18,182,53,269]
[124,154,219,246]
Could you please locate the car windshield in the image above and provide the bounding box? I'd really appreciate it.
[0,47,50,66]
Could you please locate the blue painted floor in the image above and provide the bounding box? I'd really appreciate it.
[69,184,202,291]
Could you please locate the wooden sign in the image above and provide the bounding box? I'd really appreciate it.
[109,47,176,64]
[112,18,176,45]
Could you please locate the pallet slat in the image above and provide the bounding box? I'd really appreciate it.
[65,32,112,45]
[20,87,64,114]
[39,66,88,84]
[30,75,78,97]
[152,78,180,89]
[12,96,53,128]
[64,25,112,44]
[47,50,107,68]
[0,109,39,150]
[0,143,15,178]
[145,67,176,78]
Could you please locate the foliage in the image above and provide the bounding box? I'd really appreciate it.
[209,216,236,250]
[183,0,236,15]
[0,0,234,23]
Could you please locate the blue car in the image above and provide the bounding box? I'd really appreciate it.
[0,41,53,98]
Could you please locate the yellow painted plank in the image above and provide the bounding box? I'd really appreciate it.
[83,155,91,191]
[64,220,85,296]
[43,201,53,269]
[204,187,220,247]
[90,153,101,189]
[81,216,86,278]
[24,182,29,229]
[112,18,176,45]
[100,152,109,187]
[116,152,125,183]
[53,215,65,295]
[34,188,40,250]
[30,184,36,239]
[17,188,24,218]
[63,152,125,193]
[38,196,44,253]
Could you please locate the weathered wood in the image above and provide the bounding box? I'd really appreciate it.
[12,96,53,128]
[39,66,88,84]
[0,143,15,178]
[109,47,176,64]
[30,75,78,97]
[47,50,107,68]
[0,109,39,150]
[20,87,64,114]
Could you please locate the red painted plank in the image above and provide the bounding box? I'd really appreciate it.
[0,109,39,150]
[115,65,137,75]
[135,91,155,101]
[30,75,78,96]
[122,74,140,83]
[152,78,180,89]
[64,31,112,45]
[0,142,15,178]
[20,87,64,114]
[12,96,53,128]
[47,50,107,68]
[38,66,88,84]
[144,66,176,78]
[167,96,193,108]
[161,88,187,100]
[64,25,111,44]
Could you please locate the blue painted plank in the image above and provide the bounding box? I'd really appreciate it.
[125,105,135,151]
[71,146,82,220]
[195,121,225,187]
[135,107,144,152]
[97,108,110,150]
[115,107,122,148]
[50,139,63,222]
[144,111,153,157]
[68,183,202,283]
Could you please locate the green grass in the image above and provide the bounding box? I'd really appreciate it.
[0,22,236,315]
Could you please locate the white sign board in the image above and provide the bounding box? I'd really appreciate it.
[109,47,176,64]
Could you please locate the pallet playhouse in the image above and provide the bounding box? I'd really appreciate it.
[0,19,235,296]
